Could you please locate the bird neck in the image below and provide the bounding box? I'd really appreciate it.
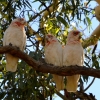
[66,40,80,45]
[14,22,24,27]
[11,22,24,30]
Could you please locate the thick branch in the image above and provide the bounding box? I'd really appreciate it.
[96,0,100,4]
[83,24,100,48]
[0,46,100,78]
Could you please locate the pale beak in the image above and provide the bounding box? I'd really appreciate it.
[79,34,82,39]
[45,36,49,42]
[23,21,27,26]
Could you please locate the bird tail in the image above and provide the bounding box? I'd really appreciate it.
[53,74,64,91]
[6,54,19,72]
[66,75,80,92]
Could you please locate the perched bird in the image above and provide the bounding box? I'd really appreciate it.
[45,34,64,91]
[95,5,100,21]
[63,30,84,92]
[3,18,27,72]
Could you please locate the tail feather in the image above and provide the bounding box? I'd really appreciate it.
[66,75,80,92]
[53,74,64,91]
[6,54,19,72]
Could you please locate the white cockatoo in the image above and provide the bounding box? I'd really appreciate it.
[95,5,100,21]
[63,30,84,92]
[45,34,64,91]
[3,18,27,72]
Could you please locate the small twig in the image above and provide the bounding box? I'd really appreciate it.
[38,0,51,17]
[84,77,95,92]
[56,90,68,100]
[74,91,96,100]
[92,44,97,54]
[27,1,62,23]
[82,15,94,32]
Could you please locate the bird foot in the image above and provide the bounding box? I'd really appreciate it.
[9,43,20,50]
[9,43,12,46]
[15,46,20,50]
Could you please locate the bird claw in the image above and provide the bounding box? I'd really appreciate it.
[15,46,20,50]
[9,43,12,46]
[9,43,20,50]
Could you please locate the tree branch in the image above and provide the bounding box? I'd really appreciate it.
[82,24,100,48]
[0,46,100,78]
[74,91,96,100]
[96,0,100,4]
[84,77,95,92]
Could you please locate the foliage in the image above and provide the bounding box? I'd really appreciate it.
[0,0,99,99]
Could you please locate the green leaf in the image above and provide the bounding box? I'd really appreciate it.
[86,16,92,26]
[92,54,96,62]
[82,75,89,83]
[57,16,68,26]
[29,51,34,57]
[84,61,90,68]
[93,60,99,69]
[46,74,53,84]
[0,0,6,3]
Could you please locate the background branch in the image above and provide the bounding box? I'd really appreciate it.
[0,46,100,78]
[84,77,95,92]
[56,90,68,100]
[83,24,100,48]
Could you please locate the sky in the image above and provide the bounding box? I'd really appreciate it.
[27,0,100,100]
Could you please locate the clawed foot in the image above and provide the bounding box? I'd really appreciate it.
[9,43,12,46]
[15,46,20,50]
[9,43,20,50]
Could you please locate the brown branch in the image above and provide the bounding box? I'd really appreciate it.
[95,0,100,4]
[82,23,100,48]
[0,46,100,78]
[74,91,96,100]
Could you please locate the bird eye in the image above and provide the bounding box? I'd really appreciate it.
[73,31,80,36]
[19,18,24,21]
[48,35,53,38]
[21,18,24,20]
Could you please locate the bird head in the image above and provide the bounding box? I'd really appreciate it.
[11,18,27,26]
[67,30,81,42]
[45,34,57,45]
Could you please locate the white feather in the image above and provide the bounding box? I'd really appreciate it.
[63,30,84,92]
[45,34,64,91]
[3,18,27,72]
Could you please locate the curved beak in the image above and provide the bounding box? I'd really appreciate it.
[79,33,83,42]
[45,36,49,42]
[23,20,27,26]
[79,34,81,39]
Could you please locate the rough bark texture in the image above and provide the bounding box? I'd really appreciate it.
[96,0,100,4]
[1,46,100,78]
[82,25,100,48]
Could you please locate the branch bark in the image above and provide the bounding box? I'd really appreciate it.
[96,0,100,4]
[0,46,100,78]
[82,23,100,48]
